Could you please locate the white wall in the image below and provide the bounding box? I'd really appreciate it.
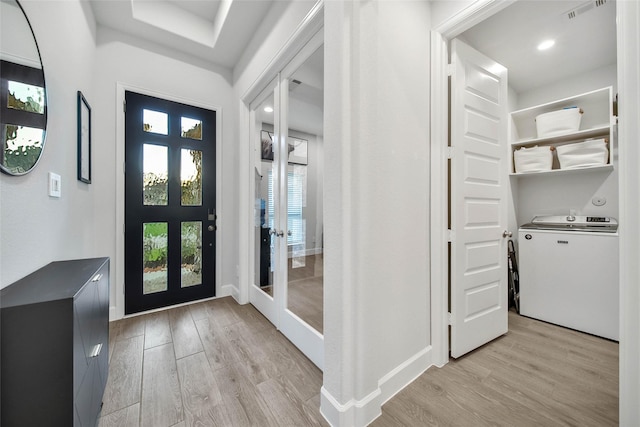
[1,0,97,288]
[92,27,237,319]
[322,1,432,425]
[233,1,318,91]
[516,63,617,111]
[430,0,476,28]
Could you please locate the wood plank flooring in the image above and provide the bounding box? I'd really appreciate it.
[100,300,618,427]
[98,297,328,427]
[373,311,619,427]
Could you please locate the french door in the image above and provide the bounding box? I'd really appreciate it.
[250,34,324,369]
[124,91,216,314]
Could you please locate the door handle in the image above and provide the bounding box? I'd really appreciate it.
[503,230,512,238]
[269,229,285,237]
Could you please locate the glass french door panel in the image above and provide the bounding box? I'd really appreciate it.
[143,222,168,294]
[285,45,324,334]
[254,90,277,297]
[181,221,202,288]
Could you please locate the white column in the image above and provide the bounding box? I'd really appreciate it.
[617,1,640,425]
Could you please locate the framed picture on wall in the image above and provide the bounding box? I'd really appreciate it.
[288,136,308,165]
[261,130,308,165]
[77,91,91,183]
[261,130,274,161]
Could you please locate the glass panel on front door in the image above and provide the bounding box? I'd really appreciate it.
[143,222,168,294]
[125,91,216,314]
[181,221,202,288]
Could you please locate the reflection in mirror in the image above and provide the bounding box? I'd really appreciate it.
[254,90,276,297]
[0,0,47,175]
[286,45,324,334]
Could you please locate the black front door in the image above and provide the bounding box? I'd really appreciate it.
[124,91,216,314]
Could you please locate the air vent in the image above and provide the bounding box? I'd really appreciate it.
[565,0,608,21]
[289,79,302,91]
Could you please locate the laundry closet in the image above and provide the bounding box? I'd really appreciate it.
[448,0,619,350]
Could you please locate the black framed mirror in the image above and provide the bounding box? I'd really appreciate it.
[0,0,47,176]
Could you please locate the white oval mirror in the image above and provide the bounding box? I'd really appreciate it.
[0,0,47,176]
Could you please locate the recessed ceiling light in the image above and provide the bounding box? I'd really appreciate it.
[263,106,273,113]
[537,39,555,51]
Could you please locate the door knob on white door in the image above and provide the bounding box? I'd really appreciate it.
[503,230,512,238]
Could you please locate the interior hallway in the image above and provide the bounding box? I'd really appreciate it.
[99,299,617,427]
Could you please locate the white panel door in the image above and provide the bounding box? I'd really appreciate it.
[450,39,508,358]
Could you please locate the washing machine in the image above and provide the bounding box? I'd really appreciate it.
[518,215,619,341]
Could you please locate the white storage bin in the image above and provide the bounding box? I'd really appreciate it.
[514,145,554,173]
[535,107,583,138]
[555,138,608,169]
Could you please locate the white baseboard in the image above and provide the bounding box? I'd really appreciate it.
[320,346,433,426]
[219,283,236,299]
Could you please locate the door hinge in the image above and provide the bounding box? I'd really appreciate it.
[447,146,454,160]
[447,229,454,242]
[446,63,455,76]
[123,223,125,235]
[448,312,454,326]
[123,99,126,113]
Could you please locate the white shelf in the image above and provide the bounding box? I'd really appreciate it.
[511,125,611,148]
[510,87,611,119]
[510,164,614,178]
[509,86,614,176]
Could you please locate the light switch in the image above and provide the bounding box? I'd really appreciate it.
[48,172,61,198]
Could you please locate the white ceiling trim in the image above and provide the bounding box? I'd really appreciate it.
[131,0,217,47]
[210,0,233,48]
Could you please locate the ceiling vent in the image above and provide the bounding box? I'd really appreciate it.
[289,79,302,91]
[565,0,608,21]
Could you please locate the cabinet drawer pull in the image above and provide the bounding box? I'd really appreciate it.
[91,274,103,282]
[90,343,103,358]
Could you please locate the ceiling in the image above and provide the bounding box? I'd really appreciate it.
[87,0,616,95]
[460,0,617,94]
[88,0,277,73]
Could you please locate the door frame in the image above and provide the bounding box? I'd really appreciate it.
[429,0,513,368]
[430,0,639,421]
[244,24,325,370]
[114,83,223,320]
[238,1,324,308]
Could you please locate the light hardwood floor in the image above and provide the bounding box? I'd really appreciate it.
[373,311,619,426]
[99,297,328,427]
[100,300,618,427]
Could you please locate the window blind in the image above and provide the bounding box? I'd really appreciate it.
[267,167,306,245]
